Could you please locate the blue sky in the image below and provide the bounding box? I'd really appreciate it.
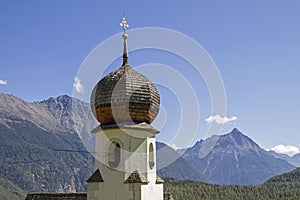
[1,1,300,155]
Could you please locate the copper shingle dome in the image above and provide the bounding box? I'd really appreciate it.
[90,27,160,125]
[91,63,160,125]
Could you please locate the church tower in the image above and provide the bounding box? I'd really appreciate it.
[87,17,164,200]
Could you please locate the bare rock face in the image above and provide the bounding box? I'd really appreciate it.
[0,93,60,131]
[0,93,98,151]
[40,95,98,151]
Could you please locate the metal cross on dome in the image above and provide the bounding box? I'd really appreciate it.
[120,17,129,32]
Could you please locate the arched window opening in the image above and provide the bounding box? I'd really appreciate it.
[108,141,121,168]
[149,143,155,169]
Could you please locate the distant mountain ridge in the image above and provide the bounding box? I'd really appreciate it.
[181,128,296,185]
[268,150,300,167]
[0,93,97,150]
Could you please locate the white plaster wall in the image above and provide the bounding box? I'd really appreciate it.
[141,183,164,200]
[90,127,163,200]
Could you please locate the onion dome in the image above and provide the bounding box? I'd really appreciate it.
[90,17,160,125]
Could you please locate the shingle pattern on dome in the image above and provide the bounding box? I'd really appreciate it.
[91,63,160,125]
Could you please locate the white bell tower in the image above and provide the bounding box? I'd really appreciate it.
[87,17,164,200]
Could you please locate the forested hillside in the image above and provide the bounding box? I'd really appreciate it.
[0,178,27,200]
[164,167,300,200]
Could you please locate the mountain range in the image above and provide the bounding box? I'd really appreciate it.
[180,128,296,185]
[0,93,299,198]
[0,93,97,194]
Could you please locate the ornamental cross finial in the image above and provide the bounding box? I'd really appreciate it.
[120,17,129,33]
[120,17,129,64]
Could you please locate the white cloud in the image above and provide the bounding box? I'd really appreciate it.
[271,144,300,156]
[0,80,7,85]
[73,77,84,94]
[205,114,237,125]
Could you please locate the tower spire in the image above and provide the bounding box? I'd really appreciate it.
[120,17,129,65]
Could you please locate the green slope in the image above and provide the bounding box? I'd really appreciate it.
[0,115,94,193]
[0,178,27,200]
[164,167,300,200]
[265,167,300,183]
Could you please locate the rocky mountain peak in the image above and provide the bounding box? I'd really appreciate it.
[0,93,97,150]
[181,128,295,185]
[219,128,260,152]
[232,127,240,132]
[39,95,97,150]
